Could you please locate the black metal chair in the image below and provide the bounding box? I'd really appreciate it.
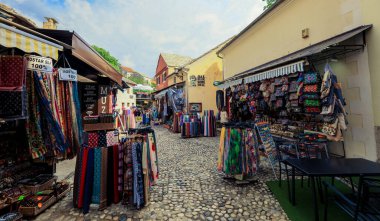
[323,177,380,221]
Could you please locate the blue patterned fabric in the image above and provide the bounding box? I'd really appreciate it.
[98,130,107,147]
[132,142,144,209]
[91,148,102,204]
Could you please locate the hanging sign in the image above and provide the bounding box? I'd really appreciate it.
[82,84,98,116]
[26,55,53,73]
[98,85,111,114]
[58,68,77,81]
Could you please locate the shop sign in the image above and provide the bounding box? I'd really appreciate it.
[98,85,111,114]
[136,116,143,122]
[26,55,53,73]
[58,68,77,81]
[189,75,205,86]
[197,75,205,86]
[82,84,98,116]
[189,75,197,86]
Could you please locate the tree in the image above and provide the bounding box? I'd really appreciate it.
[92,45,121,72]
[263,0,277,10]
[128,76,145,85]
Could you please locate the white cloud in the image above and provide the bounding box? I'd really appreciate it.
[2,0,266,77]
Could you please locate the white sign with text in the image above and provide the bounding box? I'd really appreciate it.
[26,55,53,73]
[58,68,78,81]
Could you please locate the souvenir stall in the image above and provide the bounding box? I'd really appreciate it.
[218,61,348,179]
[0,30,77,218]
[73,127,158,213]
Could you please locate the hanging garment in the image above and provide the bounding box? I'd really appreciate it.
[217,127,226,171]
[88,132,99,148]
[107,147,114,205]
[98,130,107,147]
[123,139,133,205]
[113,145,120,203]
[78,148,89,208]
[26,70,47,159]
[107,131,119,146]
[148,134,158,185]
[0,56,26,89]
[132,142,144,209]
[92,148,102,204]
[118,144,124,194]
[216,90,224,110]
[33,71,68,153]
[73,147,83,208]
[83,148,94,214]
[226,128,243,175]
[99,147,108,210]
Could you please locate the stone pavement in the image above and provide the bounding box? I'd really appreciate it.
[35,126,288,221]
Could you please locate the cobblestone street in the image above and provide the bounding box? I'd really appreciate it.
[36,126,288,221]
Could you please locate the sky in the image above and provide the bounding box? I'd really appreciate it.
[3,0,266,77]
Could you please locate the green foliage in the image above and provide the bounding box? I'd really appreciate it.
[92,45,121,72]
[128,76,145,85]
[262,0,277,10]
[133,89,153,94]
[150,82,156,89]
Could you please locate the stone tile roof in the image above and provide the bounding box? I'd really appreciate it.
[161,53,193,67]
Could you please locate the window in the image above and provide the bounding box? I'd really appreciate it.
[163,71,167,81]
[174,76,176,84]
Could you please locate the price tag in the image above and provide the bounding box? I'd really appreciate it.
[26,55,53,73]
[136,116,143,123]
[58,68,77,81]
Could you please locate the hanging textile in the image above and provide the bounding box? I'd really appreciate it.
[92,148,102,204]
[203,110,216,137]
[216,90,224,110]
[99,147,108,210]
[218,124,259,177]
[122,138,133,205]
[26,70,47,159]
[132,142,144,209]
[181,114,202,138]
[83,148,94,214]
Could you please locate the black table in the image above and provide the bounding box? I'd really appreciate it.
[284,158,380,221]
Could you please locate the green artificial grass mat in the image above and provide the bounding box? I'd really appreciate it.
[266,179,353,221]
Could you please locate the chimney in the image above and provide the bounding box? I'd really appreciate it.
[43,17,58,29]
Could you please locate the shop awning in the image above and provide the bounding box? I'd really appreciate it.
[34,29,123,86]
[0,23,63,60]
[154,89,168,99]
[219,25,372,88]
[71,33,122,85]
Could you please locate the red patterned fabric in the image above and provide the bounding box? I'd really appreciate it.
[78,148,89,208]
[113,145,120,203]
[88,132,99,148]
[0,56,25,90]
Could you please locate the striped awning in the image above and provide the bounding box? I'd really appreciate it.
[0,23,63,60]
[244,60,304,84]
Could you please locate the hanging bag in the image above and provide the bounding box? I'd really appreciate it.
[321,118,339,136]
